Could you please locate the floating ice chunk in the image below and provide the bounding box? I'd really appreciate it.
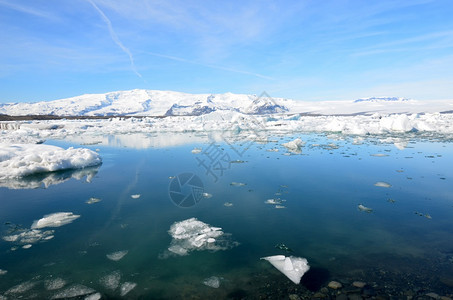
[6,280,37,295]
[100,271,121,290]
[131,194,141,199]
[45,278,67,290]
[3,229,54,245]
[191,148,202,154]
[202,192,212,198]
[22,244,32,249]
[374,181,391,188]
[230,182,246,187]
[51,284,96,299]
[0,269,7,275]
[358,204,373,213]
[120,282,137,296]
[261,255,310,284]
[31,212,80,229]
[203,276,221,288]
[166,218,238,256]
[0,144,101,180]
[371,153,388,157]
[86,197,101,204]
[282,138,304,153]
[265,198,285,205]
[224,202,233,207]
[106,250,128,261]
[85,292,102,300]
[275,205,286,209]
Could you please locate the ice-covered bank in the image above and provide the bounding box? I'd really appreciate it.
[0,144,101,180]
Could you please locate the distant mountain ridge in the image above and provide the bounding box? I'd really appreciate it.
[0,89,293,117]
[354,97,410,103]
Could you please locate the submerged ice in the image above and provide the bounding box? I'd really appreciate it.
[261,255,310,284]
[166,218,238,256]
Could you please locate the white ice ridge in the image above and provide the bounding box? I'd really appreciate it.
[166,217,238,256]
[261,255,310,284]
[0,144,101,180]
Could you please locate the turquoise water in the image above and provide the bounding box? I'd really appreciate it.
[1,133,453,298]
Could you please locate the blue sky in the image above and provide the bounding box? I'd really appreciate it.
[0,0,452,103]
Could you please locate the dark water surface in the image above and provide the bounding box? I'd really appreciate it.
[1,133,452,298]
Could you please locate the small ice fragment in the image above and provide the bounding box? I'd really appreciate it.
[106,250,128,261]
[265,198,285,205]
[85,293,102,300]
[120,282,137,296]
[371,154,388,157]
[224,202,233,207]
[202,192,212,198]
[169,176,175,179]
[22,244,32,249]
[374,181,391,188]
[51,284,96,299]
[261,255,310,284]
[45,278,66,290]
[358,204,373,213]
[425,214,432,219]
[191,148,202,154]
[86,197,101,204]
[0,269,7,275]
[387,198,396,203]
[202,276,221,288]
[275,205,286,209]
[131,194,141,199]
[230,182,246,187]
[99,271,121,290]
[230,160,246,163]
[31,212,80,229]
[207,238,216,243]
[267,148,279,152]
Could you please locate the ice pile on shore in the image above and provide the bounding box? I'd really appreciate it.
[0,144,101,180]
[166,218,238,256]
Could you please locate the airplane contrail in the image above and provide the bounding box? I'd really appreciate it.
[87,0,142,78]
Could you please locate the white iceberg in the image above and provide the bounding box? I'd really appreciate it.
[31,212,80,229]
[261,255,310,284]
[0,144,101,180]
[166,218,238,256]
[282,138,304,152]
[131,194,141,199]
[358,204,373,213]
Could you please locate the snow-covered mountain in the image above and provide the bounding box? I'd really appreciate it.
[0,89,293,117]
[0,89,452,116]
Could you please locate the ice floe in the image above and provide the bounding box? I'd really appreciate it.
[191,147,202,154]
[45,278,67,290]
[202,276,221,288]
[120,282,137,296]
[374,181,392,188]
[51,284,96,299]
[131,194,141,199]
[5,280,37,295]
[31,212,80,229]
[100,271,121,290]
[230,182,247,187]
[166,218,238,256]
[358,204,373,213]
[106,250,128,261]
[0,144,101,180]
[86,197,102,204]
[0,269,7,275]
[261,255,310,284]
[224,202,233,207]
[282,138,304,153]
[3,229,55,245]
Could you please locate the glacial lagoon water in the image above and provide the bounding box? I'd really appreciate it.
[1,132,453,298]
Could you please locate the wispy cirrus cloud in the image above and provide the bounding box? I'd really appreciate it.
[86,0,142,78]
